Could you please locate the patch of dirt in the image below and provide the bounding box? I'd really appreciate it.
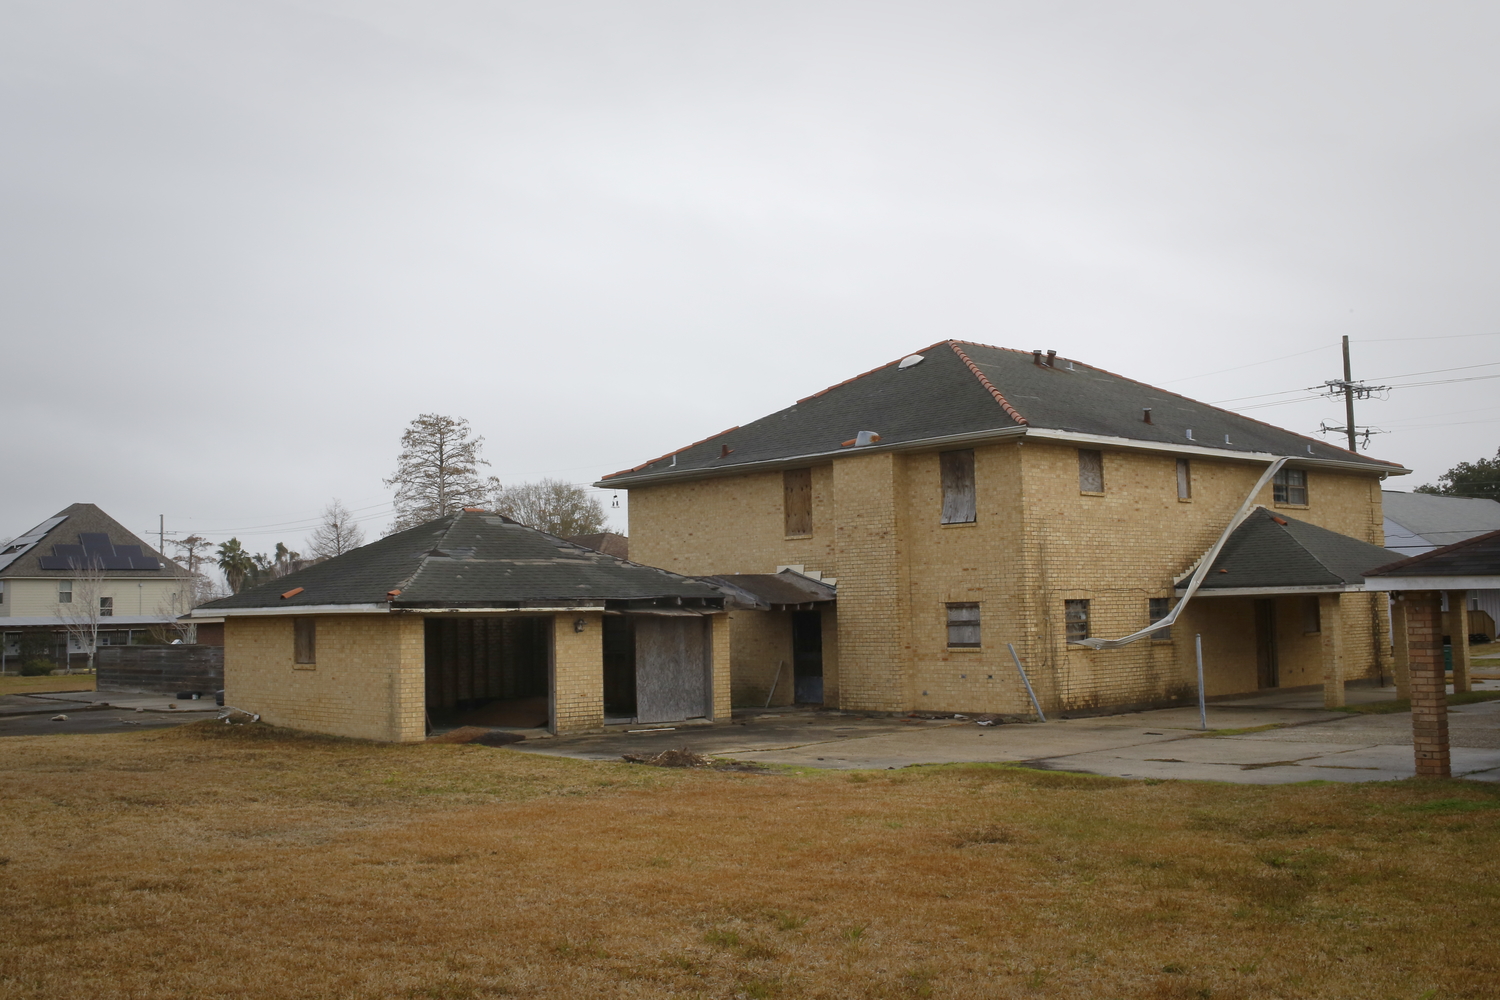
[427,727,526,746]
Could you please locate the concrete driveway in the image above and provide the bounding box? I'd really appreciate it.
[0,689,220,736]
[518,682,1500,784]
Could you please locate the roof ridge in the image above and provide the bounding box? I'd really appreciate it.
[1366,525,1500,576]
[948,341,1027,425]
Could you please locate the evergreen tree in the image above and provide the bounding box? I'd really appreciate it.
[384,414,499,531]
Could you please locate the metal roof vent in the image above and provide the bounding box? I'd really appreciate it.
[855,430,881,446]
[898,354,924,369]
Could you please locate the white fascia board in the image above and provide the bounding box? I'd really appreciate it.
[191,604,388,618]
[1372,576,1500,591]
[598,425,1405,489]
[1175,584,1367,597]
[392,606,597,615]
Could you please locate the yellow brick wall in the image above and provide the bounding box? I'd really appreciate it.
[710,612,732,721]
[628,464,837,577]
[552,612,603,734]
[627,436,1392,715]
[821,605,840,706]
[728,610,795,707]
[224,614,424,742]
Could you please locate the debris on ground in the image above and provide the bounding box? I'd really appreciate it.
[622,747,713,768]
[50,715,68,722]
[427,726,526,746]
[217,709,261,725]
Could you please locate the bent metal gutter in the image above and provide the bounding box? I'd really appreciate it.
[1071,456,1290,650]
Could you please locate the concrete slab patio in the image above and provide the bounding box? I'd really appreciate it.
[517,681,1500,784]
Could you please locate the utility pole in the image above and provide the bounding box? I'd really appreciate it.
[159,515,165,559]
[1341,336,1357,453]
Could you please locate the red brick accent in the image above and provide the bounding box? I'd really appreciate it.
[949,342,1028,425]
[1404,592,1450,778]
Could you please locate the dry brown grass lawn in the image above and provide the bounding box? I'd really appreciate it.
[2,722,1497,999]
[0,674,95,696]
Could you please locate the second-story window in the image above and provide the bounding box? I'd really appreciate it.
[940,450,976,524]
[58,580,73,604]
[1078,450,1104,493]
[1274,468,1308,505]
[783,468,813,536]
[1176,459,1192,499]
[99,597,113,617]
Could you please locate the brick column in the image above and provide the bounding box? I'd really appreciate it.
[1406,592,1451,779]
[832,452,912,713]
[709,612,732,721]
[392,615,428,742]
[1319,593,1345,709]
[1445,591,1472,694]
[552,612,604,735]
[1390,597,1411,701]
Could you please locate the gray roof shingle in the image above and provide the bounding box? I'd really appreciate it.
[1366,528,1500,579]
[197,511,721,611]
[601,342,1405,486]
[1189,508,1397,591]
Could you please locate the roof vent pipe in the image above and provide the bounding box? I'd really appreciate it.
[1142,407,1152,424]
[1046,350,1057,367]
[1032,350,1043,366]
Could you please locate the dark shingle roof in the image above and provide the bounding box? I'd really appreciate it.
[0,503,189,579]
[700,571,837,610]
[1188,508,1397,591]
[198,511,721,611]
[601,342,1405,486]
[1366,528,1500,579]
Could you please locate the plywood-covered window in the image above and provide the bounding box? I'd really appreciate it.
[946,603,981,648]
[1078,450,1104,493]
[1274,468,1308,505]
[294,618,317,665]
[783,468,813,536]
[940,450,977,524]
[1065,599,1091,643]
[1176,458,1192,499]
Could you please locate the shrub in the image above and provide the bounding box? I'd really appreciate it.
[19,660,55,677]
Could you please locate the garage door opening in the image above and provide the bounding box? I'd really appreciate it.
[424,617,551,731]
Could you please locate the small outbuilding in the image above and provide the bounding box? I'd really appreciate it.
[192,510,726,742]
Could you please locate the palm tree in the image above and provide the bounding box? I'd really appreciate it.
[216,538,255,594]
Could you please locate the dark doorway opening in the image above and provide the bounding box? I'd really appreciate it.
[792,610,824,704]
[602,615,637,722]
[1254,599,1280,689]
[425,617,551,731]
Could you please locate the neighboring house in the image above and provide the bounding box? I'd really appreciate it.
[1382,490,1500,637]
[191,509,726,742]
[567,532,630,559]
[0,504,195,669]
[600,341,1409,715]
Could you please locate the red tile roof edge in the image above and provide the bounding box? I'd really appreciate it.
[601,426,742,480]
[948,341,1028,425]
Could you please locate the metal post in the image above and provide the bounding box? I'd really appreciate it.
[1195,633,1208,731]
[1007,643,1047,722]
[159,515,165,558]
[1341,336,1357,453]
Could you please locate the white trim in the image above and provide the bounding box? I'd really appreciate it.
[191,604,388,618]
[392,606,600,615]
[1179,585,1368,597]
[598,426,1406,489]
[1373,576,1500,591]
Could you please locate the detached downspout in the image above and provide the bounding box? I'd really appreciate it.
[1072,457,1291,650]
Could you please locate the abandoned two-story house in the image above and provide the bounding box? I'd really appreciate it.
[601,341,1409,717]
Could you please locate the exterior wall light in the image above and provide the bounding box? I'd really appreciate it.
[573,618,587,633]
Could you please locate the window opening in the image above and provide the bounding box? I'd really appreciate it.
[1302,596,1321,634]
[99,596,113,617]
[1065,599,1091,643]
[946,603,980,648]
[1273,468,1308,505]
[1148,598,1172,640]
[940,450,977,524]
[1078,450,1104,493]
[294,618,317,664]
[783,468,813,536]
[1176,458,1192,499]
[58,581,73,604]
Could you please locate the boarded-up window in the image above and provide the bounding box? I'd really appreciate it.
[946,603,980,648]
[1078,450,1104,493]
[1274,468,1308,504]
[1065,599,1090,643]
[1176,458,1192,499]
[783,468,813,536]
[1302,597,1321,634]
[294,618,316,664]
[940,450,976,524]
[1148,597,1172,640]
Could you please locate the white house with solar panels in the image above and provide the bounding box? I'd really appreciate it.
[0,504,195,669]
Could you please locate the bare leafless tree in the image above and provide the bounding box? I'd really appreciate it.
[306,499,366,558]
[384,414,499,532]
[56,560,108,674]
[491,479,608,536]
[149,572,225,644]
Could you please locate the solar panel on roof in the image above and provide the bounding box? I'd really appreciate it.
[129,556,162,570]
[37,556,72,570]
[101,556,132,570]
[80,533,112,553]
[114,545,142,557]
[53,544,84,558]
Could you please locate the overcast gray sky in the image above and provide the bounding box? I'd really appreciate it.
[3,1,1498,560]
